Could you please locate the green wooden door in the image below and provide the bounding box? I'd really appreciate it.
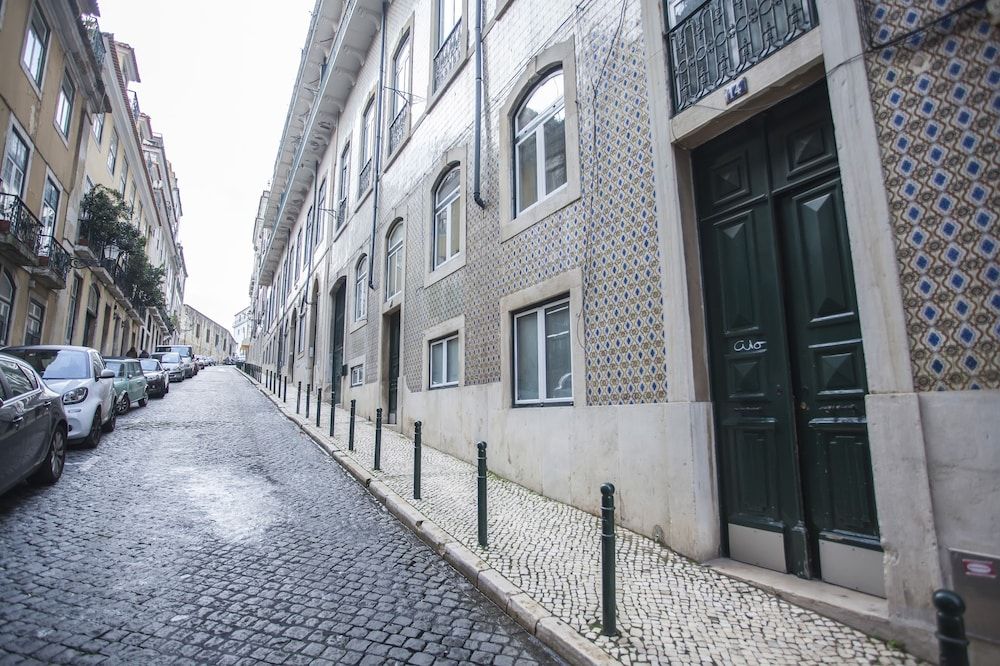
[695,83,881,589]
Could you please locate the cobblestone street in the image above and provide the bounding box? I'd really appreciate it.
[0,367,559,665]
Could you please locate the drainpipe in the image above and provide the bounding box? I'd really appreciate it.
[367,1,388,289]
[306,159,320,390]
[473,0,486,208]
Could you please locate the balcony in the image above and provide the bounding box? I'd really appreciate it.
[387,103,410,157]
[32,236,72,289]
[82,16,106,66]
[357,159,372,198]
[433,23,461,93]
[0,193,43,267]
[667,0,818,113]
[74,217,105,264]
[336,198,347,230]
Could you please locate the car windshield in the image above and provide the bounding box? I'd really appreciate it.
[8,349,90,380]
[153,352,180,363]
[104,360,125,376]
[140,359,160,371]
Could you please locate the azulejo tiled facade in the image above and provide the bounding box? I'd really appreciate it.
[864,1,999,390]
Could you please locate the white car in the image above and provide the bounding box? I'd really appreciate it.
[3,345,117,447]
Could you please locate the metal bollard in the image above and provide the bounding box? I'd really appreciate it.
[283,377,287,403]
[477,441,488,548]
[601,483,618,637]
[934,590,969,666]
[329,394,335,437]
[296,382,301,413]
[316,388,322,427]
[306,384,311,418]
[349,399,356,451]
[374,408,383,470]
[413,421,422,500]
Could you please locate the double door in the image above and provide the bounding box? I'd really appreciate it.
[695,83,883,595]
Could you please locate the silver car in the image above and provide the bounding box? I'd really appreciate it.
[152,351,185,382]
[3,346,117,447]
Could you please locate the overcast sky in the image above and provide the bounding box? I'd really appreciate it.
[97,0,315,335]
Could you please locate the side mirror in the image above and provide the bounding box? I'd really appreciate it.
[100,369,115,379]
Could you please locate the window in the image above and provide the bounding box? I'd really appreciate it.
[315,179,326,244]
[296,309,306,352]
[55,74,75,137]
[21,5,49,87]
[350,364,364,387]
[385,223,403,300]
[337,144,350,227]
[0,271,15,345]
[1,127,30,197]
[514,70,566,215]
[429,334,459,388]
[294,228,303,279]
[391,35,411,118]
[65,275,81,343]
[92,113,104,142]
[437,0,461,49]
[119,157,129,194]
[359,100,375,195]
[433,167,461,269]
[354,256,367,322]
[24,299,45,346]
[39,176,59,254]
[304,206,314,261]
[107,129,119,173]
[0,359,34,397]
[513,298,572,405]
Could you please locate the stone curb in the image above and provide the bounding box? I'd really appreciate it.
[238,371,615,665]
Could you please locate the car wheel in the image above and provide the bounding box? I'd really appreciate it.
[86,409,103,447]
[117,395,130,415]
[139,389,148,407]
[29,427,66,485]
[101,405,117,433]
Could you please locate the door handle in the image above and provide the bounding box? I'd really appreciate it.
[775,384,784,397]
[11,416,23,427]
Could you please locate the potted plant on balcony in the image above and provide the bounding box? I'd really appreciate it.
[78,186,139,253]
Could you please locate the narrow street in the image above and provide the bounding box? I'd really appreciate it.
[0,367,559,665]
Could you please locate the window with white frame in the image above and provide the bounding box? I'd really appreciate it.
[429,333,459,388]
[354,255,367,322]
[21,5,49,87]
[360,101,374,166]
[92,113,104,142]
[391,34,411,118]
[55,74,75,138]
[432,167,461,269]
[107,129,119,173]
[1,127,30,197]
[513,297,572,405]
[337,144,350,227]
[304,206,314,261]
[294,228,303,278]
[385,222,403,301]
[24,299,44,346]
[350,364,364,387]
[119,158,129,194]
[437,0,461,48]
[0,270,15,346]
[39,176,59,251]
[514,69,567,215]
[315,179,326,244]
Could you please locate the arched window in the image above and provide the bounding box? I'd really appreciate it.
[354,256,368,322]
[513,69,566,215]
[0,270,15,346]
[385,223,404,300]
[433,167,461,269]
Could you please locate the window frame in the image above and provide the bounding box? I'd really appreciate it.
[432,166,461,271]
[428,333,460,389]
[512,296,573,406]
[360,100,375,168]
[21,4,50,90]
[391,32,412,120]
[353,255,368,323]
[24,298,45,346]
[337,142,351,222]
[1,126,31,198]
[350,364,364,387]
[0,270,16,346]
[92,113,105,143]
[513,69,567,216]
[107,129,119,174]
[384,221,404,302]
[54,73,75,139]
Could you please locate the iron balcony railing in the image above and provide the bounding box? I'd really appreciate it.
[336,198,347,230]
[358,159,372,198]
[0,193,43,255]
[433,22,462,92]
[35,235,72,283]
[81,16,106,66]
[388,103,410,156]
[667,0,818,113]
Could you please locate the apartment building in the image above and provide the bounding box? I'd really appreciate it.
[0,1,186,358]
[179,304,235,360]
[233,305,251,357]
[245,0,999,659]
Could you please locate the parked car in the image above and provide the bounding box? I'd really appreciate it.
[104,358,149,414]
[3,345,116,447]
[152,351,185,382]
[139,358,169,398]
[0,352,70,495]
[156,345,198,377]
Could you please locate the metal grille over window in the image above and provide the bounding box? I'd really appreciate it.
[433,23,462,92]
[336,198,347,230]
[358,160,372,198]
[666,0,818,113]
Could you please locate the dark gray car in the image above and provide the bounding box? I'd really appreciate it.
[0,352,69,495]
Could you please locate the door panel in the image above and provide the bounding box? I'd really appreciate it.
[331,286,346,405]
[386,312,401,424]
[695,82,881,588]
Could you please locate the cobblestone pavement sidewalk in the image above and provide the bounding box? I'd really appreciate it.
[264,378,920,666]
